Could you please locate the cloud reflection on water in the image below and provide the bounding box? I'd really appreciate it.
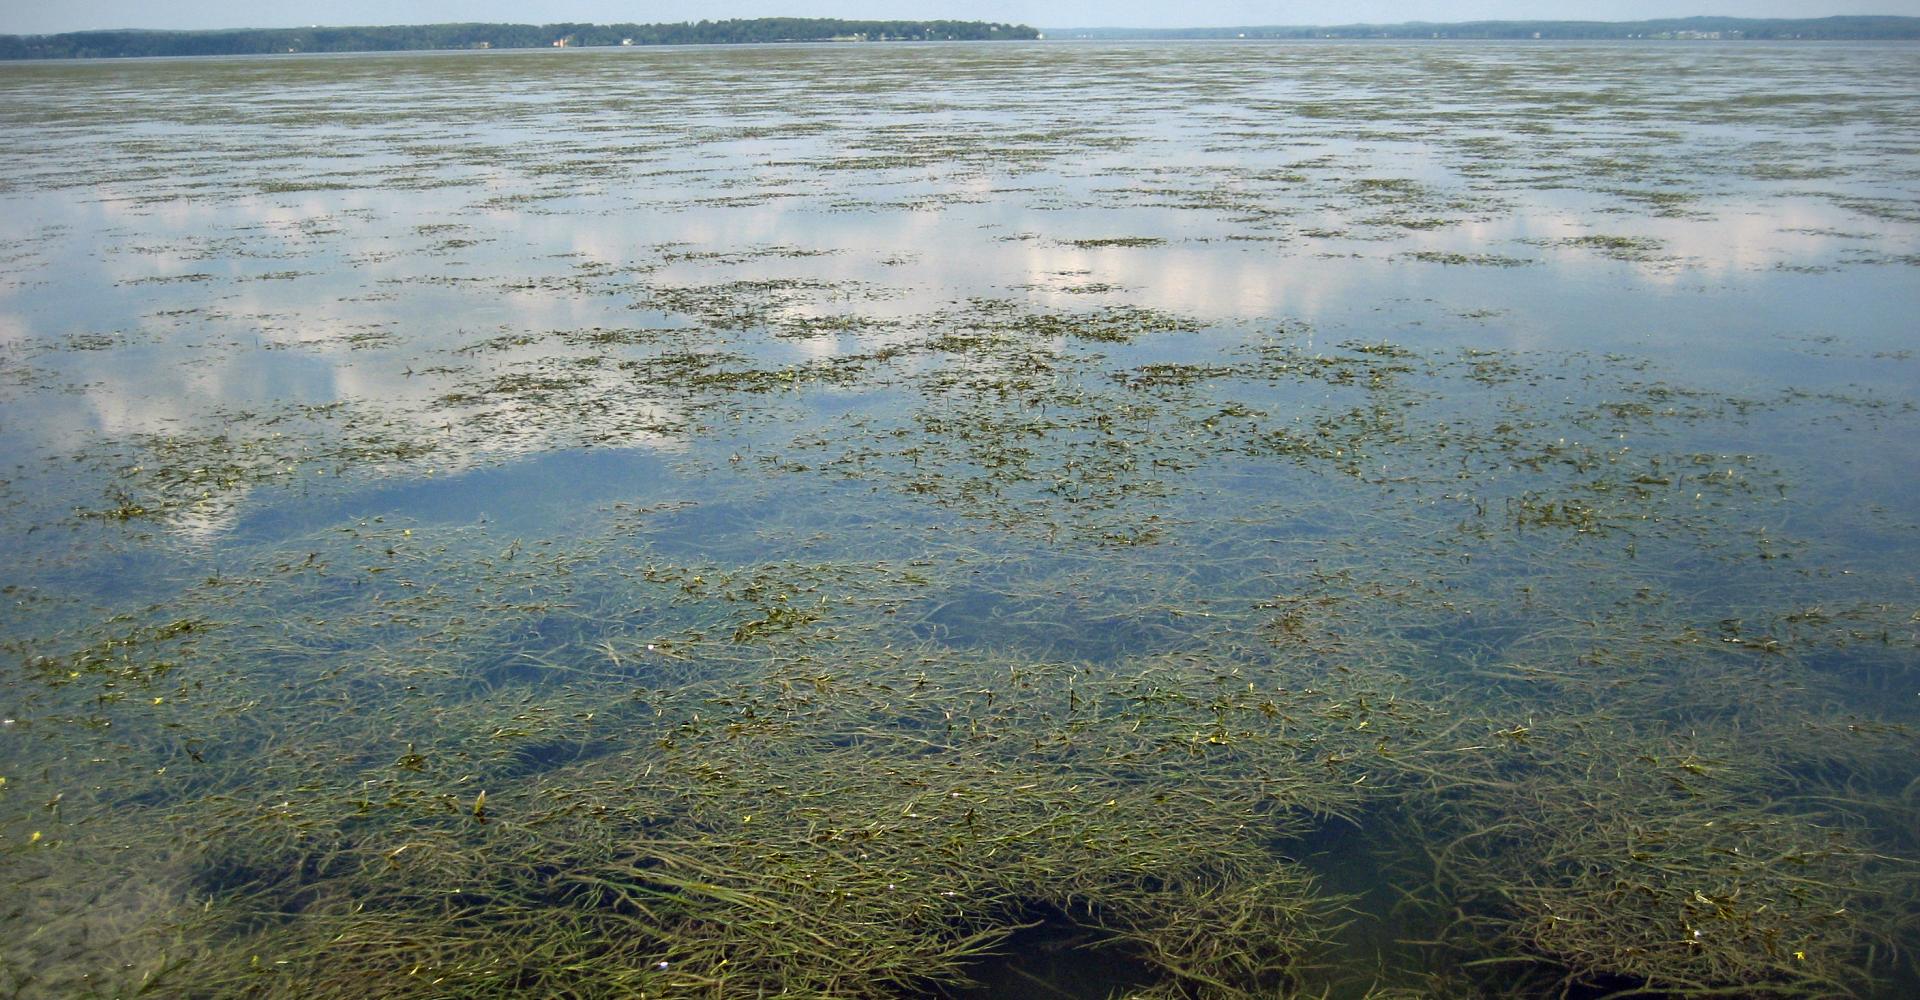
[0,41,1915,542]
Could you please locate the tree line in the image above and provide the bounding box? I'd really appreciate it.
[1057,16,1920,41]
[0,19,1039,60]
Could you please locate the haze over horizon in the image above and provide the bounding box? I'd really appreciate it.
[5,1,1918,35]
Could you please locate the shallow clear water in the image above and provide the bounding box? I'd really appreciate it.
[1,40,1917,999]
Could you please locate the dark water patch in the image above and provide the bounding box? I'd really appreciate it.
[912,583,1203,666]
[1274,815,1452,999]
[934,902,1162,1000]
[492,736,612,781]
[191,836,361,933]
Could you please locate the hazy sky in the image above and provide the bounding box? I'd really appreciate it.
[4,1,1918,34]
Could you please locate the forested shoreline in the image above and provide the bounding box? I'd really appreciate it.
[0,18,1037,60]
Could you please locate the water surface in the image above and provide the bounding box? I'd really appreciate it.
[2,40,1917,999]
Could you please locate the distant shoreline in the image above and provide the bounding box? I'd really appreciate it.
[1050,15,1920,41]
[0,18,1037,61]
[3,15,1916,61]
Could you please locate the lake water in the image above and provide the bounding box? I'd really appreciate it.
[1,40,1917,999]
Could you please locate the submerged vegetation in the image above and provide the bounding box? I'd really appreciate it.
[10,459,1917,997]
[2,38,1918,1000]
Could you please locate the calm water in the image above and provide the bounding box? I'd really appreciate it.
[1,41,1917,999]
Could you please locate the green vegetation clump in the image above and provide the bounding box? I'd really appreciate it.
[1065,237,1167,249]
[1404,250,1538,267]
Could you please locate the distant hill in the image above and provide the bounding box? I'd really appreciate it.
[0,18,1038,60]
[1049,16,1920,41]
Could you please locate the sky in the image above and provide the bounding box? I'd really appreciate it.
[3,1,1917,35]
